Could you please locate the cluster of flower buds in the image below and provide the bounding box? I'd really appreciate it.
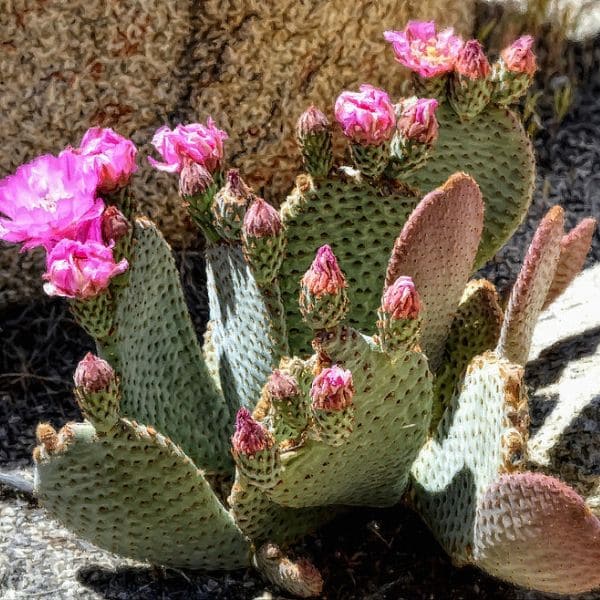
[383,21,536,110]
[0,128,135,302]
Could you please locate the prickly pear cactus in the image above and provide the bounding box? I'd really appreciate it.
[6,26,595,598]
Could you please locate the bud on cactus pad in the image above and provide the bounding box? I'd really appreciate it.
[310,366,354,411]
[179,160,215,199]
[455,40,491,80]
[212,169,254,240]
[101,206,131,245]
[232,408,273,455]
[299,245,349,330]
[493,36,537,107]
[243,198,283,238]
[382,276,421,319]
[268,369,301,400]
[296,106,333,179]
[73,352,116,392]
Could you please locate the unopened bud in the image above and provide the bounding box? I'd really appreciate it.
[101,206,131,244]
[455,40,491,79]
[501,35,537,76]
[382,276,421,319]
[297,106,330,138]
[267,370,301,400]
[73,352,116,393]
[232,408,273,455]
[243,198,282,238]
[397,97,439,146]
[301,245,347,297]
[310,366,354,411]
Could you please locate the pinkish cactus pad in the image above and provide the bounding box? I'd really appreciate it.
[297,106,330,137]
[0,152,104,252]
[334,85,396,145]
[73,352,116,392]
[232,408,272,455]
[500,36,537,76]
[67,127,138,194]
[243,198,282,238]
[382,276,422,319]
[42,239,128,299]
[310,366,354,411]
[301,245,347,297]
[455,40,491,79]
[267,370,301,400]
[148,119,228,174]
[384,21,464,78]
[101,206,130,244]
[397,97,439,145]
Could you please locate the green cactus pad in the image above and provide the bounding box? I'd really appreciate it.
[404,103,535,269]
[411,351,528,564]
[497,206,564,365]
[110,219,233,474]
[474,472,600,594]
[432,280,503,427]
[386,173,484,370]
[205,244,288,410]
[69,291,114,340]
[35,420,250,570]
[266,326,433,508]
[280,174,418,355]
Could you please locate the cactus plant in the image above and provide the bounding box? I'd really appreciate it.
[2,24,598,597]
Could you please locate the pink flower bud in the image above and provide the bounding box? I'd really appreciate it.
[384,21,464,78]
[301,245,347,297]
[267,370,300,400]
[69,127,138,194]
[297,106,330,137]
[0,152,104,252]
[148,118,228,174]
[455,40,491,79]
[501,36,537,77]
[232,408,272,455]
[397,97,439,145]
[73,352,116,392]
[310,366,354,411]
[382,276,422,319]
[334,85,396,145]
[42,239,128,299]
[179,160,214,198]
[243,198,282,238]
[101,206,130,244]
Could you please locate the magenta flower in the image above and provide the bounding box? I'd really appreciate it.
[302,245,347,297]
[384,21,464,78]
[243,198,282,238]
[382,276,422,319]
[0,152,104,251]
[455,40,491,79]
[67,127,137,193]
[397,97,439,145]
[334,85,396,145]
[148,119,228,174]
[310,366,354,411]
[42,238,128,299]
[231,408,272,455]
[501,35,537,77]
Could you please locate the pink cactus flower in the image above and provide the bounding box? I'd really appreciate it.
[42,238,128,299]
[232,408,272,455]
[382,276,422,319]
[67,127,137,193]
[302,245,347,297]
[384,21,464,78]
[0,152,104,252]
[455,39,491,79]
[267,370,300,400]
[397,97,439,145]
[334,85,396,145]
[243,198,282,238]
[148,119,228,174]
[501,35,537,76]
[73,352,116,392]
[310,366,354,411]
